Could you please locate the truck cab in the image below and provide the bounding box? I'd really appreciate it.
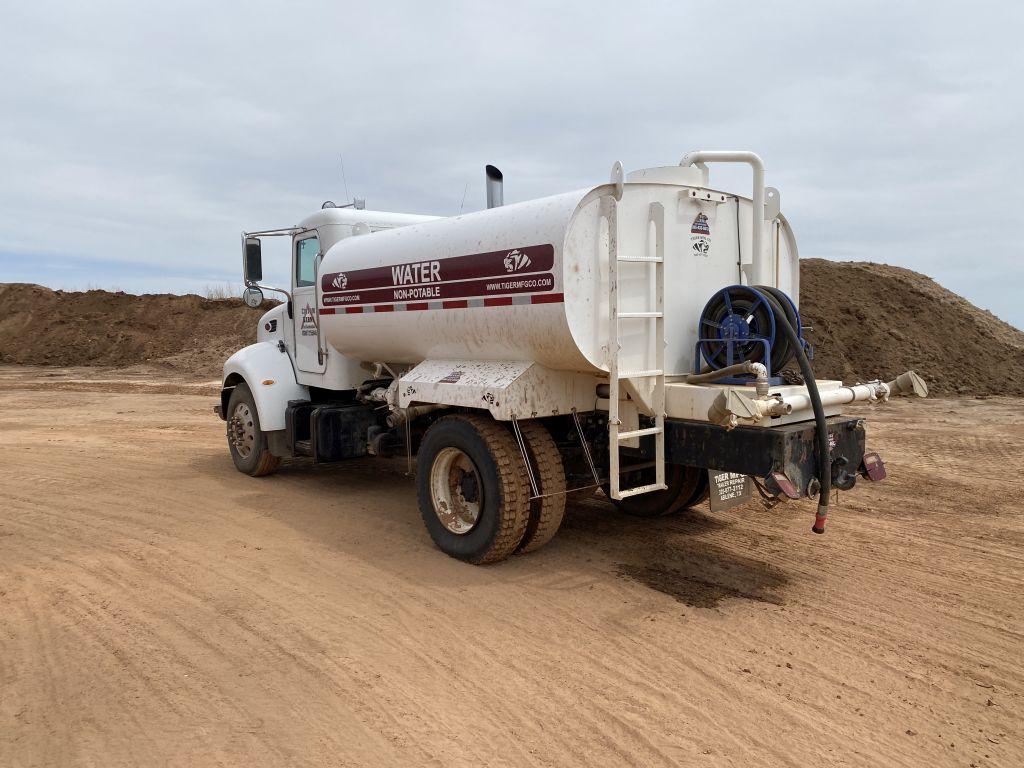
[245,206,440,391]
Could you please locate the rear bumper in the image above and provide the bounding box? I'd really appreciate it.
[665,415,868,498]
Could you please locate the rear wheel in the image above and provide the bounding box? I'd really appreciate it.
[608,464,708,517]
[226,382,280,477]
[516,422,567,554]
[417,414,531,564]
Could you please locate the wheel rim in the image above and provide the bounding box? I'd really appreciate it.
[429,447,483,535]
[228,402,256,459]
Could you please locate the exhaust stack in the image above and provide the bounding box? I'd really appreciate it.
[485,165,503,208]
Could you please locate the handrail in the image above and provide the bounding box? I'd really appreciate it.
[679,151,766,283]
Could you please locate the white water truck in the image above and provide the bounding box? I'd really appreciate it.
[217,151,927,564]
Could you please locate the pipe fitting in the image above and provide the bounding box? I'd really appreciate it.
[386,404,447,428]
[885,370,929,398]
[750,362,769,397]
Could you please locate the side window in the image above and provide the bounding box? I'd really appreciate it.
[295,236,319,288]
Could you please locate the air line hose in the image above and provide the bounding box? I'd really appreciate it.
[760,291,831,534]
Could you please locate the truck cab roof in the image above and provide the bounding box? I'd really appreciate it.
[298,207,440,231]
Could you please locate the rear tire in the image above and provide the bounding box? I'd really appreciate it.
[516,422,567,554]
[226,382,281,477]
[609,464,708,518]
[417,414,531,564]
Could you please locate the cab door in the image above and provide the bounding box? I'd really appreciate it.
[292,231,326,374]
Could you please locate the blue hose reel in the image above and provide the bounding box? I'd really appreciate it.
[695,285,809,381]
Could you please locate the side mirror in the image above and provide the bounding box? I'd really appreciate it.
[243,237,263,283]
[242,285,264,308]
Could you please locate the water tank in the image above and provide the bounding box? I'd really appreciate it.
[317,168,799,375]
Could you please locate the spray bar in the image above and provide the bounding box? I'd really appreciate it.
[709,370,929,427]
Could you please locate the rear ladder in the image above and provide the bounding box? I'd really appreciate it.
[605,195,667,500]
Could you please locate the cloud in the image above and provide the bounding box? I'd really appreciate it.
[1,1,1022,326]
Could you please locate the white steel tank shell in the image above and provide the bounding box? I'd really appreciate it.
[317,169,799,376]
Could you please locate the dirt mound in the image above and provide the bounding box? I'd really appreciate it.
[2,261,1022,394]
[798,260,1024,396]
[0,284,262,377]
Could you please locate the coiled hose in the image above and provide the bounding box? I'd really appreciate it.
[759,291,831,534]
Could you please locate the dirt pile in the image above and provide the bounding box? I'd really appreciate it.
[1,261,1022,394]
[798,260,1024,396]
[0,284,262,377]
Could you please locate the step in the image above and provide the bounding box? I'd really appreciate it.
[617,255,663,263]
[617,311,663,318]
[616,482,669,498]
[616,426,663,440]
[618,369,664,378]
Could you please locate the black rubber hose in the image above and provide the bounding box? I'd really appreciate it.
[759,290,831,534]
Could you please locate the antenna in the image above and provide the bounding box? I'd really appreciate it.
[459,182,469,214]
[339,154,351,203]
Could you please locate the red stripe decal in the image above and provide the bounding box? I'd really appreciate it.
[323,292,564,314]
[531,292,564,304]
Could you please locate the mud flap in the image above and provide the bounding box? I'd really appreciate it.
[708,471,753,512]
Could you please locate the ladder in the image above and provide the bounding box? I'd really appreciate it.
[605,195,667,500]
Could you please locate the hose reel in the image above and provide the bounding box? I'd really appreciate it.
[696,284,831,535]
[696,285,808,377]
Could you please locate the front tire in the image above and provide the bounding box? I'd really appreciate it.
[417,414,530,564]
[226,382,281,477]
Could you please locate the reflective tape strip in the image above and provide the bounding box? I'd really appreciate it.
[319,293,564,313]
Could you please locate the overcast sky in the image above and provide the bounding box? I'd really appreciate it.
[2,1,1022,327]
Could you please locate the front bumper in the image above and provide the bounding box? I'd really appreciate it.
[664,415,871,498]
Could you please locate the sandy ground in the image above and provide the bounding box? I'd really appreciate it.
[2,366,1022,768]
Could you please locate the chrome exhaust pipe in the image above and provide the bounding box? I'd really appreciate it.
[485,164,503,208]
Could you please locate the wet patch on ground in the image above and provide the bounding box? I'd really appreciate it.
[616,558,788,608]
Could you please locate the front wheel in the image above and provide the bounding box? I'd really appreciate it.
[226,382,281,477]
[417,414,531,564]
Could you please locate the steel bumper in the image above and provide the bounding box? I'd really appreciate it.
[664,416,869,499]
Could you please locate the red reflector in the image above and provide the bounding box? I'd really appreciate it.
[769,471,801,499]
[862,451,886,482]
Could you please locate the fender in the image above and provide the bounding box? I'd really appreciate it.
[396,359,596,420]
[221,342,309,431]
